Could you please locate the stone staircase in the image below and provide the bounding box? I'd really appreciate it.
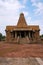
[26,36,30,43]
[19,37,30,44]
[7,37,31,44]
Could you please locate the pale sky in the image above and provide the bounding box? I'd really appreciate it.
[0,0,43,35]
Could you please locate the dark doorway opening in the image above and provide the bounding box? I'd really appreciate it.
[17,31,20,37]
[21,31,25,38]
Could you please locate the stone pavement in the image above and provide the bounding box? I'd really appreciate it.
[0,57,43,65]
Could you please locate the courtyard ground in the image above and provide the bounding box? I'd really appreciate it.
[0,42,43,57]
[0,42,43,65]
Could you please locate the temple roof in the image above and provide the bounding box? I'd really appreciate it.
[6,25,39,31]
[17,13,27,27]
[6,13,40,31]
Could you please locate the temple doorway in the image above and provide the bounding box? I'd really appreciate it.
[21,31,25,38]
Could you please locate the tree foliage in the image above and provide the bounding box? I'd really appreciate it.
[0,33,2,41]
[40,34,43,38]
[0,33,5,41]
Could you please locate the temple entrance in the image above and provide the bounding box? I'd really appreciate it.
[21,31,25,38]
[12,31,33,38]
[17,31,20,37]
[17,31,25,38]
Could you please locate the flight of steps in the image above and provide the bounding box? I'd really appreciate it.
[19,37,30,44]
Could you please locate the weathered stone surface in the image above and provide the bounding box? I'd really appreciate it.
[0,57,42,65]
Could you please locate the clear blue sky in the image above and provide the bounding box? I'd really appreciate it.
[0,0,43,35]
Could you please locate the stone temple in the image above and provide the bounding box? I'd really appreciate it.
[5,13,40,43]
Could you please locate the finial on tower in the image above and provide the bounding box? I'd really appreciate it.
[20,13,24,16]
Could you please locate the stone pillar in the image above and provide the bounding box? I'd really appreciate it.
[31,32,33,40]
[8,31,12,41]
[32,32,33,38]
[15,31,17,38]
[29,32,30,38]
[11,32,14,39]
[25,32,26,37]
